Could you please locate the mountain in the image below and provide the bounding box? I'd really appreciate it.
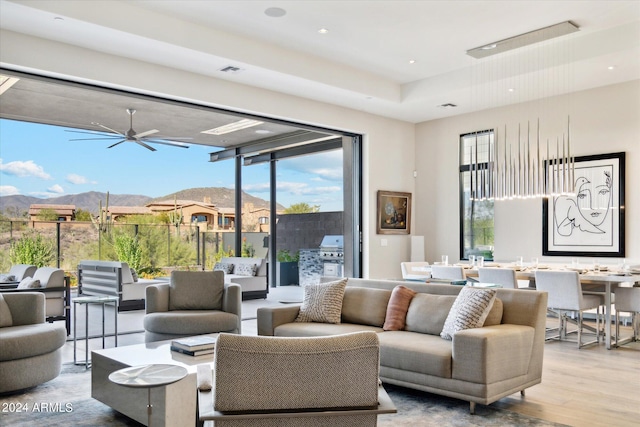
[0,187,282,216]
[150,187,285,211]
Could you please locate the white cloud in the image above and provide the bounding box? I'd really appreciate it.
[0,185,20,196]
[243,183,270,192]
[0,158,52,179]
[47,184,65,194]
[66,173,96,185]
[279,152,343,181]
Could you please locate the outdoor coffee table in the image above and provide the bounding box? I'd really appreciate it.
[92,333,219,427]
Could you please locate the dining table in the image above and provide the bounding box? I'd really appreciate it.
[464,264,640,350]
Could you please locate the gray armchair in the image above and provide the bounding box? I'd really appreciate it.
[143,270,241,343]
[197,332,396,427]
[0,292,67,393]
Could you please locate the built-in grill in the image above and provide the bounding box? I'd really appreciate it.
[319,235,344,277]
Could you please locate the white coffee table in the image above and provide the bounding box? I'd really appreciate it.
[92,334,219,427]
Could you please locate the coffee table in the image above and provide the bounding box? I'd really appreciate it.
[92,334,219,427]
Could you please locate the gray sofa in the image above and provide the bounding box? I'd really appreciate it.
[0,292,67,394]
[257,278,548,413]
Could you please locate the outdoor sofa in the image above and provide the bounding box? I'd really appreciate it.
[215,256,268,300]
[257,278,548,414]
[77,260,168,311]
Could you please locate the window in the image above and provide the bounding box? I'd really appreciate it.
[459,130,494,261]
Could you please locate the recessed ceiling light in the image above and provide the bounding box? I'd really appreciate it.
[608,65,616,70]
[318,28,329,34]
[409,59,416,64]
[265,7,286,18]
[508,88,515,92]
[202,119,264,135]
[480,44,497,50]
[255,129,271,134]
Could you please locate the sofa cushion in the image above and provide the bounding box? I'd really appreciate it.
[342,286,391,327]
[169,271,224,311]
[17,277,41,289]
[295,279,348,324]
[130,268,139,282]
[214,262,234,274]
[441,287,497,340]
[383,285,417,331]
[483,298,503,326]
[234,263,257,276]
[405,293,457,335]
[143,311,239,335]
[378,331,453,378]
[0,294,13,327]
[0,323,67,362]
[275,322,383,337]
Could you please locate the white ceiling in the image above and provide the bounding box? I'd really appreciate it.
[1,0,639,124]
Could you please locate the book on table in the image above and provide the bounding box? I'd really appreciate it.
[171,335,217,352]
[170,345,215,357]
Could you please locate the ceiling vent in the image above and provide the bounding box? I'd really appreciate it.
[437,103,458,108]
[219,65,243,74]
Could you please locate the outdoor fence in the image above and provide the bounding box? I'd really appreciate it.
[0,220,268,283]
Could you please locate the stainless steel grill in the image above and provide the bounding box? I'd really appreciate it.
[320,235,344,277]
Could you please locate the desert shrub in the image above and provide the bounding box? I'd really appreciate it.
[9,231,56,267]
[113,232,142,270]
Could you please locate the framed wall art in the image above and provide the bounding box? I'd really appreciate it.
[543,152,625,257]
[377,190,411,235]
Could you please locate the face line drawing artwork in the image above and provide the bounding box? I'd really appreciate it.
[553,166,613,237]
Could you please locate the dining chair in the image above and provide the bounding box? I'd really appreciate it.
[613,286,640,347]
[400,262,430,281]
[534,270,603,348]
[430,265,465,281]
[477,267,518,288]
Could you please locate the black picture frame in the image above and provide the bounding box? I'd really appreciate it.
[542,152,625,257]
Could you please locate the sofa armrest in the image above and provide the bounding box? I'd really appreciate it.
[3,292,45,325]
[222,283,242,317]
[256,305,301,336]
[452,324,535,384]
[145,283,170,314]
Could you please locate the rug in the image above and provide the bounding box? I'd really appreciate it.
[0,363,567,427]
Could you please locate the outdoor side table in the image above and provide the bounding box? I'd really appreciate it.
[73,295,119,369]
[109,364,188,427]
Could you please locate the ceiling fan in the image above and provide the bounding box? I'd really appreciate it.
[66,108,190,151]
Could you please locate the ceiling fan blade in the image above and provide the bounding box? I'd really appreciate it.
[143,139,189,148]
[107,139,126,149]
[135,140,157,151]
[133,129,159,138]
[69,137,126,141]
[95,123,125,136]
[65,129,120,137]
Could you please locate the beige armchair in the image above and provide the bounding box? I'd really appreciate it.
[197,332,396,426]
[143,271,241,343]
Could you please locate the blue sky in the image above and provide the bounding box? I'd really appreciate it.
[0,119,343,211]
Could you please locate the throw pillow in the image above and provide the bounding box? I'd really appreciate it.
[234,263,257,276]
[483,298,503,326]
[440,286,497,340]
[0,294,13,327]
[213,262,234,274]
[383,285,417,331]
[169,271,224,311]
[17,277,42,289]
[0,274,16,282]
[295,278,348,324]
[130,268,139,282]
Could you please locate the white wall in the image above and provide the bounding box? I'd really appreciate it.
[415,80,640,266]
[0,30,416,279]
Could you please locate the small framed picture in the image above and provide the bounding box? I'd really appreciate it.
[377,190,411,235]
